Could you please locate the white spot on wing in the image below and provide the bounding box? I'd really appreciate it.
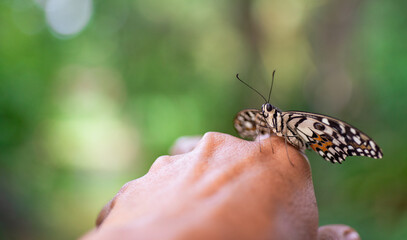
[369,141,376,150]
[340,124,346,134]
[244,122,253,128]
[322,118,329,125]
[351,128,356,134]
[353,136,362,145]
[338,136,346,144]
[324,127,333,135]
[332,139,341,145]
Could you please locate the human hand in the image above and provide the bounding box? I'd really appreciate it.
[82,132,359,240]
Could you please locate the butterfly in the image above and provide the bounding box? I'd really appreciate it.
[233,72,383,164]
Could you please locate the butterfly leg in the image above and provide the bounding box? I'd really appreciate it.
[268,128,275,154]
[283,135,295,167]
[275,128,295,166]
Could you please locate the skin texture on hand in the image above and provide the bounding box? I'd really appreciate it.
[82,132,359,240]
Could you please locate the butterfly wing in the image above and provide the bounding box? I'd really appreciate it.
[283,111,383,163]
[234,109,270,140]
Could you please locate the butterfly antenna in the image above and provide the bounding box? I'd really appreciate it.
[267,70,276,103]
[236,74,267,103]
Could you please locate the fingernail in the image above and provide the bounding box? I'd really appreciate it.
[344,228,360,240]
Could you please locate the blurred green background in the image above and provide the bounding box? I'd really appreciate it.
[1,0,406,239]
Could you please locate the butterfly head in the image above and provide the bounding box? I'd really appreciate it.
[261,103,281,118]
[260,103,282,131]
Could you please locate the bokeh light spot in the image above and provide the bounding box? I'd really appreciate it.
[45,0,92,36]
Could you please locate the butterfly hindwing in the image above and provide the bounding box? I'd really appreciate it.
[284,111,383,163]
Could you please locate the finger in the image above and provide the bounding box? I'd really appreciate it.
[95,199,114,227]
[169,136,202,155]
[318,224,360,240]
[95,182,130,227]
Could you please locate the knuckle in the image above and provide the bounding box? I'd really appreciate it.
[117,181,131,195]
[202,132,218,141]
[149,155,171,172]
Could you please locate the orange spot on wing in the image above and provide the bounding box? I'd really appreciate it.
[350,142,371,150]
[311,134,333,152]
[310,143,319,151]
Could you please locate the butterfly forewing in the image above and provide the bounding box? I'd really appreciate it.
[234,109,269,140]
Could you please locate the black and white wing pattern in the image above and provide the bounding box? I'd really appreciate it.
[233,72,382,164]
[234,109,269,141]
[283,111,383,163]
[234,106,383,164]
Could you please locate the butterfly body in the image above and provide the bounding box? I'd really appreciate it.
[235,103,383,164]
